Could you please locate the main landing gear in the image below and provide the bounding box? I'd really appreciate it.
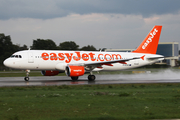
[70,74,96,81]
[88,71,96,81]
[71,76,79,81]
[71,75,96,81]
[24,70,30,81]
[88,75,96,81]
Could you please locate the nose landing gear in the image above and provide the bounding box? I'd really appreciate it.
[24,70,30,81]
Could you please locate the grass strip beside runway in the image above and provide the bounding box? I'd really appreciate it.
[0,83,180,120]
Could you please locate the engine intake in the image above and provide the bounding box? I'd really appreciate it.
[65,66,85,77]
[41,70,60,76]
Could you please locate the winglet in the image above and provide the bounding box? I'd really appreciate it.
[132,26,162,54]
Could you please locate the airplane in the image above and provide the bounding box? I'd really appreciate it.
[3,25,164,81]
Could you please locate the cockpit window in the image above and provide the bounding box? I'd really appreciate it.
[10,55,22,58]
[11,55,15,58]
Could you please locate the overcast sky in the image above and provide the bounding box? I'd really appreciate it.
[1,0,180,49]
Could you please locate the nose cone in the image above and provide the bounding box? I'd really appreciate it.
[3,59,12,68]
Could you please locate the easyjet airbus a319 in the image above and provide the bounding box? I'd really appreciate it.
[3,26,164,81]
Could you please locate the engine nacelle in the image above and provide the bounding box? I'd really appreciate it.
[65,66,85,77]
[41,70,60,76]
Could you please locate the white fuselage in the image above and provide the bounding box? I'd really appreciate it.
[3,50,164,71]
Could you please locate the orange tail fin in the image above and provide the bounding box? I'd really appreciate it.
[132,25,162,54]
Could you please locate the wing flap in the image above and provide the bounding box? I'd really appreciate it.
[66,56,143,71]
[84,57,141,67]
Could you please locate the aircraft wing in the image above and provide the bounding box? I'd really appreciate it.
[84,57,141,66]
[67,57,142,69]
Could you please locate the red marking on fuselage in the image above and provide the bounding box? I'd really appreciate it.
[141,55,145,60]
[97,66,103,69]
[100,63,113,66]
[41,52,122,63]
[119,61,127,64]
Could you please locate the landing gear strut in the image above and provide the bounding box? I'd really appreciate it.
[24,70,30,81]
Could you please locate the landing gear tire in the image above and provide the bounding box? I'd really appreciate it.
[88,75,96,81]
[24,77,29,81]
[71,76,79,81]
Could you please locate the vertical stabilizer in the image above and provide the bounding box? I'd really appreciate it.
[132,26,162,54]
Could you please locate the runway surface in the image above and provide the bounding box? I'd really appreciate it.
[1,69,180,86]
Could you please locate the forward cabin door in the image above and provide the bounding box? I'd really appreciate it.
[28,51,34,63]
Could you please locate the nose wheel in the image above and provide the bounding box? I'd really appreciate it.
[24,70,30,81]
[24,77,29,81]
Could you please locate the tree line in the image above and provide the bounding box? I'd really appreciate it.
[31,39,97,51]
[0,33,97,69]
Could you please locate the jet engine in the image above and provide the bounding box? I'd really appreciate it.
[41,70,60,76]
[65,66,85,77]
